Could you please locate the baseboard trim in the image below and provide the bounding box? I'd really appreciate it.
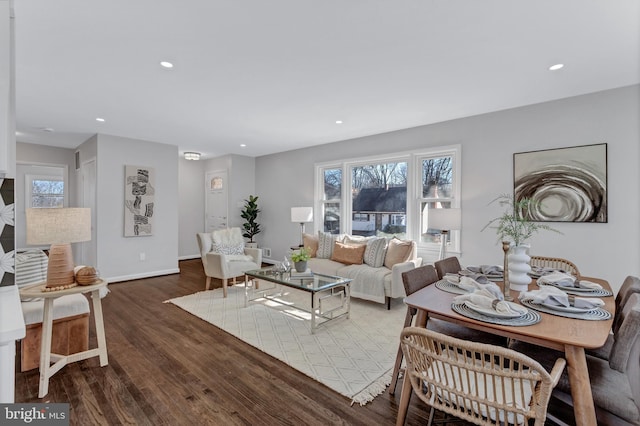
[106,268,181,283]
[179,254,200,261]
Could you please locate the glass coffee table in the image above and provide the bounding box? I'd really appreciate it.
[244,268,351,333]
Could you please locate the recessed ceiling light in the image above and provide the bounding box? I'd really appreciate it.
[160,61,174,69]
[240,144,247,148]
[335,120,343,124]
[96,118,105,122]
[549,63,564,71]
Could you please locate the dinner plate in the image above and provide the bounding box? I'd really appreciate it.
[539,302,594,313]
[464,301,526,319]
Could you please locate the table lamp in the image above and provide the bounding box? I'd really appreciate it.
[291,207,313,247]
[429,208,461,260]
[26,208,91,290]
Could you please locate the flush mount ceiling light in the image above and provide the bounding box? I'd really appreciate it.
[160,61,174,69]
[96,117,105,122]
[335,120,343,124]
[184,152,201,161]
[549,63,564,71]
[240,144,247,148]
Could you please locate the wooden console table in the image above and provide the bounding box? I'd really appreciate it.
[20,279,109,398]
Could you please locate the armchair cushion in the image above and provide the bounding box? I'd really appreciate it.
[211,227,245,255]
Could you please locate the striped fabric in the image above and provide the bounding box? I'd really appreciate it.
[363,237,387,268]
[15,249,48,287]
[317,232,343,259]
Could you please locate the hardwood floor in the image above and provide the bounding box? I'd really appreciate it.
[15,259,439,425]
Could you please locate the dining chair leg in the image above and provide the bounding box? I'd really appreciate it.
[395,371,413,426]
[389,344,404,395]
[390,310,415,395]
[427,406,435,426]
[205,276,212,291]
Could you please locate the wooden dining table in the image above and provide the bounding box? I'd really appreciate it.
[403,276,614,426]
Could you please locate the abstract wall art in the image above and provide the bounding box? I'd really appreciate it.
[124,165,155,236]
[514,143,607,223]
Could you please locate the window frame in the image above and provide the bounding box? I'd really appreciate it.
[25,173,67,208]
[314,145,461,255]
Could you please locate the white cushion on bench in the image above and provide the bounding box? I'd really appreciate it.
[21,294,90,326]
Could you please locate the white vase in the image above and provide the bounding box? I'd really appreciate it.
[508,244,532,292]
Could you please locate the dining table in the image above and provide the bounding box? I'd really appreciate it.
[403,276,614,426]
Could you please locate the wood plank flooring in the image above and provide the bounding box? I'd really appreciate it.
[15,259,569,425]
[14,259,436,425]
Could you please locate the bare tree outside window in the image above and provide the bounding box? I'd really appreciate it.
[31,179,64,208]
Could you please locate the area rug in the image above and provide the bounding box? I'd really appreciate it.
[164,284,406,405]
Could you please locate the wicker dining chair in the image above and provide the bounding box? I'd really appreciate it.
[389,265,507,395]
[434,256,462,279]
[529,256,580,278]
[396,327,566,426]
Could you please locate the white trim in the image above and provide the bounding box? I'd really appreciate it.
[178,254,200,261]
[105,268,180,283]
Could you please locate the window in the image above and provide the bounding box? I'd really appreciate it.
[315,145,460,253]
[321,168,342,234]
[351,161,407,237]
[27,175,65,208]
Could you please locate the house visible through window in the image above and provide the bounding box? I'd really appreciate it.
[315,145,460,253]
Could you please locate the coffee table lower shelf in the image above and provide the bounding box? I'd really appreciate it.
[244,271,351,334]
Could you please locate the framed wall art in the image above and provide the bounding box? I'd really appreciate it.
[513,143,607,223]
[124,165,155,236]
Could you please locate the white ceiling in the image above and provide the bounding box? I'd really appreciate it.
[12,1,640,159]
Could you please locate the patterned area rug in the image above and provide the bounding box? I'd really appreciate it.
[164,284,405,405]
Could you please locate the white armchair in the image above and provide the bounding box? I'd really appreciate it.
[196,229,262,297]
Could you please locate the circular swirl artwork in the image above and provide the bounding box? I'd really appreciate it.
[514,144,607,223]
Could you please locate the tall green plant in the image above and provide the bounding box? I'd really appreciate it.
[241,195,261,243]
[481,193,562,246]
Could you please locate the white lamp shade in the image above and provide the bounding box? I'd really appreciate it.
[26,208,92,245]
[291,207,313,223]
[429,208,461,231]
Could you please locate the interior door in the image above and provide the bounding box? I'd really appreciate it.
[80,159,97,266]
[205,169,228,232]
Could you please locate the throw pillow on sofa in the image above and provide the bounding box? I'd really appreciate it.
[317,231,344,259]
[384,237,413,268]
[363,237,387,268]
[331,241,366,265]
[303,233,319,257]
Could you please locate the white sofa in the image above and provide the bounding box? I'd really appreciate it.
[304,233,422,309]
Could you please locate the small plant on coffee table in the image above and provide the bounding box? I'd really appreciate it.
[291,247,311,272]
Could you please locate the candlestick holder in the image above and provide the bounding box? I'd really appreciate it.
[502,241,513,301]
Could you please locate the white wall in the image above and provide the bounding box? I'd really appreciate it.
[94,134,179,282]
[256,85,640,292]
[178,157,204,259]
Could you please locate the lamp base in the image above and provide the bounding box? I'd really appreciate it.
[438,230,449,261]
[46,243,76,289]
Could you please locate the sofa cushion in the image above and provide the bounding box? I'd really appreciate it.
[303,233,319,257]
[317,231,343,259]
[363,237,387,268]
[331,242,366,265]
[384,237,413,268]
[307,258,345,277]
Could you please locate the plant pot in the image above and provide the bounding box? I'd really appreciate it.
[245,242,258,249]
[508,244,532,292]
[294,261,307,273]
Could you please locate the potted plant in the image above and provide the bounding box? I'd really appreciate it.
[241,195,261,247]
[291,247,311,272]
[482,193,562,291]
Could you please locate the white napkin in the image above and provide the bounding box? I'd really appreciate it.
[537,272,602,290]
[454,288,526,316]
[519,286,605,309]
[456,277,504,300]
[467,265,503,276]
